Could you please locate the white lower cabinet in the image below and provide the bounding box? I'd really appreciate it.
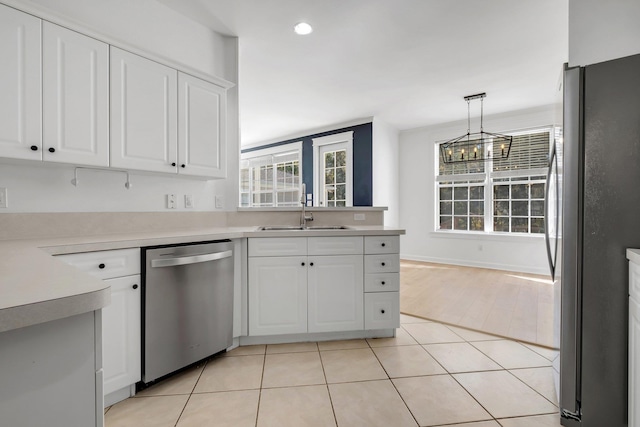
[365,292,400,330]
[308,255,364,333]
[364,235,400,330]
[248,235,398,337]
[248,256,307,336]
[56,248,141,406]
[102,275,141,397]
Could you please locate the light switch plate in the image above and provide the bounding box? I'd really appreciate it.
[184,194,193,208]
[215,195,223,209]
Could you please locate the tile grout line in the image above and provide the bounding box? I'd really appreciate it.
[254,347,268,427]
[367,335,421,427]
[317,343,340,427]
[172,359,209,427]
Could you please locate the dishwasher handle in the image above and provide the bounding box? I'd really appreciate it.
[150,250,233,268]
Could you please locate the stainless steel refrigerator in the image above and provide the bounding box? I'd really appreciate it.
[557,53,640,427]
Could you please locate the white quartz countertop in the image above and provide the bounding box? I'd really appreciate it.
[628,248,640,265]
[0,225,404,333]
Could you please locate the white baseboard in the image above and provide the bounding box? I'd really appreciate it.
[400,253,549,276]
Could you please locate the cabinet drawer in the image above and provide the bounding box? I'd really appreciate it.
[365,254,400,273]
[56,248,140,279]
[365,273,400,292]
[308,236,363,255]
[631,262,640,301]
[248,237,307,257]
[364,236,399,254]
[365,292,400,330]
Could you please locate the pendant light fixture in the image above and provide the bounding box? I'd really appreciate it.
[440,93,512,164]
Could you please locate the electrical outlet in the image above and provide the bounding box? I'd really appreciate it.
[184,194,193,208]
[354,213,366,221]
[215,195,223,209]
[0,187,7,208]
[166,194,176,209]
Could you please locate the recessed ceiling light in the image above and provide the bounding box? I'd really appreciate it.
[294,22,313,35]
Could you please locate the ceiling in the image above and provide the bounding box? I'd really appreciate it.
[159,0,568,146]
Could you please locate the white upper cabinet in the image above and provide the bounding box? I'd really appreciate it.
[110,47,178,173]
[178,72,227,178]
[0,5,42,161]
[43,22,109,167]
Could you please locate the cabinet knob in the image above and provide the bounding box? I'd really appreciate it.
[48,147,55,153]
[310,262,314,266]
[98,263,105,269]
[301,262,305,266]
[381,309,386,314]
[381,243,386,247]
[381,281,386,285]
[381,262,386,267]
[181,164,186,168]
[30,145,38,151]
[132,284,138,290]
[171,162,176,167]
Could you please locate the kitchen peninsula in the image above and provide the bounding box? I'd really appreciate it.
[0,211,403,427]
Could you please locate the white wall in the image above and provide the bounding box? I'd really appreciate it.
[569,0,640,66]
[372,118,400,227]
[0,0,240,213]
[398,104,561,275]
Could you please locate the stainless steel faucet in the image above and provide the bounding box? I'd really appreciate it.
[300,183,313,228]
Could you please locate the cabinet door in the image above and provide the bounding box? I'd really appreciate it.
[308,255,364,333]
[110,47,178,173]
[249,256,307,336]
[103,275,141,396]
[178,72,227,178]
[43,22,109,166]
[631,296,640,427]
[364,292,400,330]
[0,5,41,161]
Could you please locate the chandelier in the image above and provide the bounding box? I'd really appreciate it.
[440,93,512,164]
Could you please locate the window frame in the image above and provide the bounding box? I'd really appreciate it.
[240,141,302,208]
[434,126,556,236]
[312,131,353,207]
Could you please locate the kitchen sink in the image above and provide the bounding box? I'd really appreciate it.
[258,225,352,231]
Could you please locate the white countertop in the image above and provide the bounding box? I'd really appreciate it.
[628,248,640,265]
[0,225,404,333]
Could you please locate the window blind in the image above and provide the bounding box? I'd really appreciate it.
[492,131,550,173]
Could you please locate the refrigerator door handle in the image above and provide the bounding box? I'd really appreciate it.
[544,142,558,280]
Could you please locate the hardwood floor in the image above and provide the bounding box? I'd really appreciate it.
[400,260,556,348]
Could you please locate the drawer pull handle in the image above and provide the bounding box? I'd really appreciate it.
[381,262,386,266]
[381,309,386,314]
[132,284,138,290]
[381,281,386,285]
[98,263,105,269]
[381,243,386,247]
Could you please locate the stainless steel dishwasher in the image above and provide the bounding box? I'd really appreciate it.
[142,240,233,384]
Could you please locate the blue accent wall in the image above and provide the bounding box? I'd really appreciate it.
[241,122,373,206]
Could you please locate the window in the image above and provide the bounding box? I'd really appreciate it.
[240,142,302,207]
[313,131,353,207]
[436,128,556,234]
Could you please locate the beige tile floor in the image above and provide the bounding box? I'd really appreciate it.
[105,314,562,427]
[400,261,556,347]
